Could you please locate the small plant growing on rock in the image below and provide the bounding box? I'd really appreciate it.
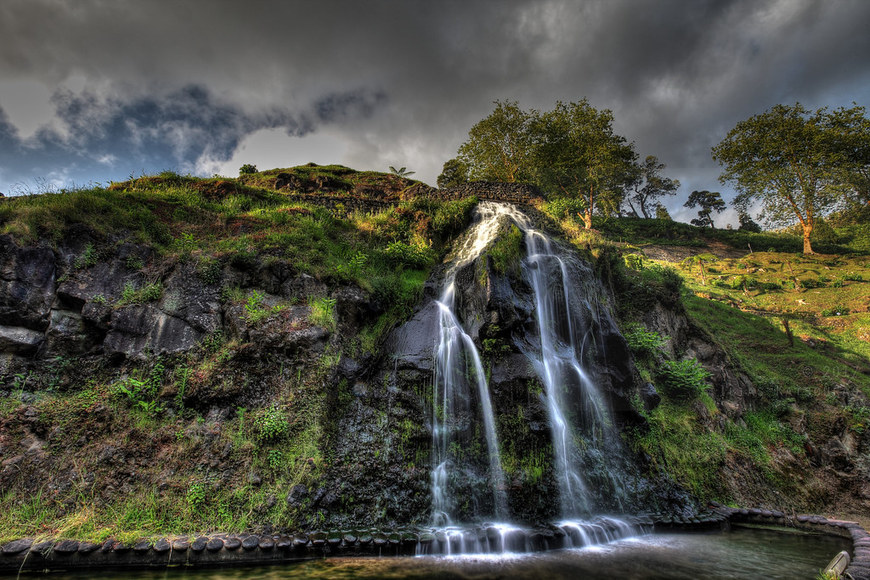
[657,358,711,401]
[74,243,98,269]
[308,296,337,331]
[187,482,207,509]
[623,323,666,358]
[255,406,290,442]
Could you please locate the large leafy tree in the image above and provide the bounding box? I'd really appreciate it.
[826,104,870,208]
[535,100,638,229]
[625,155,680,218]
[712,103,855,254]
[457,100,536,183]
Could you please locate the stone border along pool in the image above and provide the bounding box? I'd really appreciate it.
[0,506,867,578]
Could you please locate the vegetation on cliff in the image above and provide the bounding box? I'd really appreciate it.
[0,164,867,544]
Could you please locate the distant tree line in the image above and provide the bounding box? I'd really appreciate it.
[441,100,869,253]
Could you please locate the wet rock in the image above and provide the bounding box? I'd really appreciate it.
[640,382,662,411]
[276,537,293,550]
[0,235,56,330]
[205,538,224,552]
[0,325,44,355]
[153,539,170,553]
[242,535,259,550]
[286,484,308,506]
[78,542,100,554]
[258,537,275,550]
[223,537,241,550]
[53,540,79,554]
[2,539,33,554]
[171,538,190,551]
[191,537,208,552]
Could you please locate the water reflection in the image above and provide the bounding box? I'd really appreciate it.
[41,528,848,580]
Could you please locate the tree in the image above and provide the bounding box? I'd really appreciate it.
[535,100,638,229]
[457,100,536,183]
[826,104,870,208]
[626,155,680,218]
[655,204,672,220]
[239,163,257,175]
[437,158,469,189]
[685,190,725,228]
[389,166,415,178]
[712,103,856,253]
[737,211,762,233]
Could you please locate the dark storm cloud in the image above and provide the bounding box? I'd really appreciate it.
[1,0,868,214]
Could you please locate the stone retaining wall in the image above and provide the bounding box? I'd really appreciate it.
[2,508,866,575]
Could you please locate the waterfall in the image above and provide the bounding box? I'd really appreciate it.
[431,200,627,526]
[503,203,626,517]
[431,203,510,525]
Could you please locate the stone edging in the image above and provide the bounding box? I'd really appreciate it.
[1,508,867,576]
[709,506,870,580]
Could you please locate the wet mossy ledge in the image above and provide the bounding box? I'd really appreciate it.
[1,509,867,576]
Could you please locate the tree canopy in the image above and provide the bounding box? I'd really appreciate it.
[454,99,639,229]
[456,100,536,183]
[712,102,868,253]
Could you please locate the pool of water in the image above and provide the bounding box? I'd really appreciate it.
[30,527,849,579]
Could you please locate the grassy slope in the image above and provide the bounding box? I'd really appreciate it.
[0,177,866,539]
[0,167,476,543]
[537,203,869,516]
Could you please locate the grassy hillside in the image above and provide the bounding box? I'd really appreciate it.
[537,202,869,520]
[0,172,866,541]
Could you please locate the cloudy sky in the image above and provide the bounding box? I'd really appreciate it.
[1,0,869,224]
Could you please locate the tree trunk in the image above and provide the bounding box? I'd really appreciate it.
[582,209,593,229]
[802,223,814,254]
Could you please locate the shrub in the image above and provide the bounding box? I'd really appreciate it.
[623,323,666,357]
[117,280,163,306]
[383,241,435,269]
[309,296,337,331]
[239,163,258,175]
[657,358,711,400]
[541,196,586,220]
[255,406,290,442]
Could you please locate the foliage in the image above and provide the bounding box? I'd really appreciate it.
[712,102,868,253]
[255,406,291,442]
[737,211,762,233]
[309,296,337,331]
[486,223,524,276]
[535,99,638,229]
[625,155,680,218]
[437,157,469,188]
[74,243,99,269]
[623,323,666,357]
[239,163,257,175]
[657,359,711,400]
[684,190,726,228]
[654,203,672,220]
[117,280,163,306]
[541,196,586,220]
[457,100,537,183]
[388,166,415,177]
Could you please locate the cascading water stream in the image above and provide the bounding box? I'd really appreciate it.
[431,203,511,525]
[502,203,626,517]
[428,201,634,552]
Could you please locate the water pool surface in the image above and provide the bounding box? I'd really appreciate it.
[34,527,849,579]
